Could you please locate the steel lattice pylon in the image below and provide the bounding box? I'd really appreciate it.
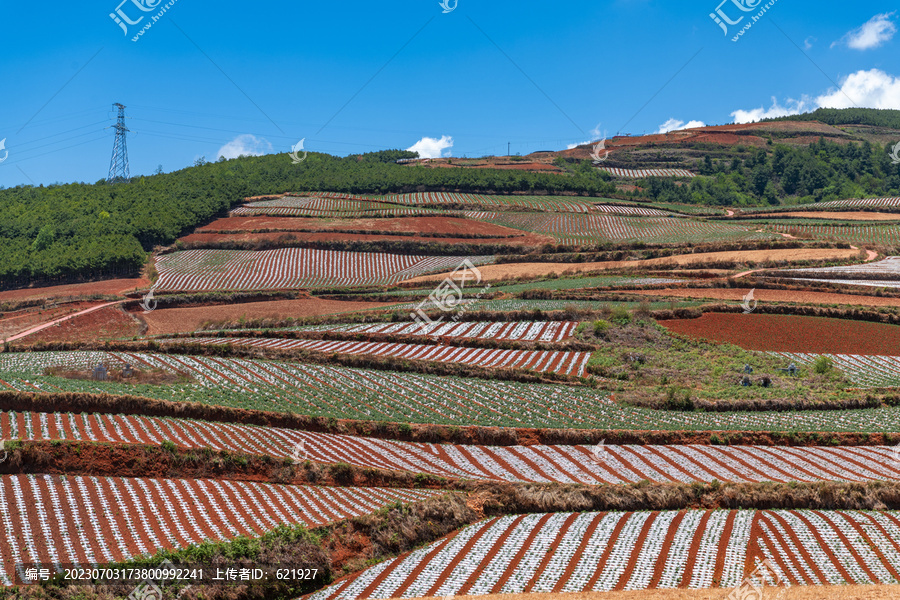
[107,103,130,183]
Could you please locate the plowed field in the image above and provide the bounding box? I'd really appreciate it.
[659,313,900,354]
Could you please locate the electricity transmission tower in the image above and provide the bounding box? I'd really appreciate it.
[107,103,130,183]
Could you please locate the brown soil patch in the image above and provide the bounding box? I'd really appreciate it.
[756,211,900,221]
[0,301,103,339]
[0,278,149,302]
[24,305,142,344]
[197,216,539,237]
[629,287,900,308]
[402,248,860,284]
[137,298,402,335]
[659,312,900,354]
[402,586,900,600]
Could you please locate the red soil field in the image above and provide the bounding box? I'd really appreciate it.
[137,297,402,335]
[0,278,150,302]
[426,162,564,172]
[196,216,546,238]
[0,301,104,339]
[659,312,900,354]
[24,305,142,344]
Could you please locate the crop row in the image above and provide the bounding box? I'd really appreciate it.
[182,337,591,377]
[600,167,696,178]
[764,222,900,245]
[4,410,900,485]
[0,474,437,586]
[355,192,600,213]
[311,509,900,598]
[747,196,900,212]
[154,249,494,291]
[9,352,900,431]
[593,204,672,217]
[773,352,900,388]
[777,256,900,277]
[462,211,772,244]
[292,321,578,342]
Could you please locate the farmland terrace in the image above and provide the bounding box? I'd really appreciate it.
[4,115,900,599]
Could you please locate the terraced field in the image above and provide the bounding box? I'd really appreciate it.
[154,249,493,291]
[0,474,438,585]
[774,352,900,388]
[290,321,579,341]
[6,351,900,432]
[463,212,773,243]
[762,221,900,245]
[5,411,899,485]
[310,509,900,598]
[182,336,592,377]
[600,167,696,178]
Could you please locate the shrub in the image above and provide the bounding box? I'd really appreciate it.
[610,307,632,325]
[160,440,178,454]
[664,387,694,411]
[593,320,610,336]
[813,356,833,374]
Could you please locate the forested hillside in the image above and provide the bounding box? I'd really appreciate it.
[766,107,900,129]
[0,151,615,289]
[642,138,900,206]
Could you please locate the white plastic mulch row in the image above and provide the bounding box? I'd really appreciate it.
[310,509,900,599]
[153,249,493,291]
[593,204,672,217]
[4,411,900,485]
[779,256,900,276]
[269,321,578,342]
[183,337,592,377]
[600,168,696,178]
[773,352,900,388]
[0,474,438,586]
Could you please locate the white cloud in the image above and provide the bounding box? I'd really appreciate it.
[730,69,900,124]
[568,123,607,149]
[815,68,900,109]
[730,97,810,124]
[804,36,816,50]
[217,134,273,160]
[407,135,453,159]
[656,118,706,134]
[833,12,897,50]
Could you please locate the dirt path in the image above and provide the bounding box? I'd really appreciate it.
[6,301,122,342]
[629,287,900,308]
[402,248,860,284]
[402,585,900,600]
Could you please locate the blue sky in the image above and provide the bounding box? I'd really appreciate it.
[0,1,898,186]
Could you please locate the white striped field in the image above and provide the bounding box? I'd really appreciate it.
[180,336,592,377]
[290,321,578,342]
[600,167,696,178]
[309,509,900,598]
[154,249,494,291]
[4,411,900,485]
[773,352,900,388]
[11,351,900,432]
[0,474,439,586]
